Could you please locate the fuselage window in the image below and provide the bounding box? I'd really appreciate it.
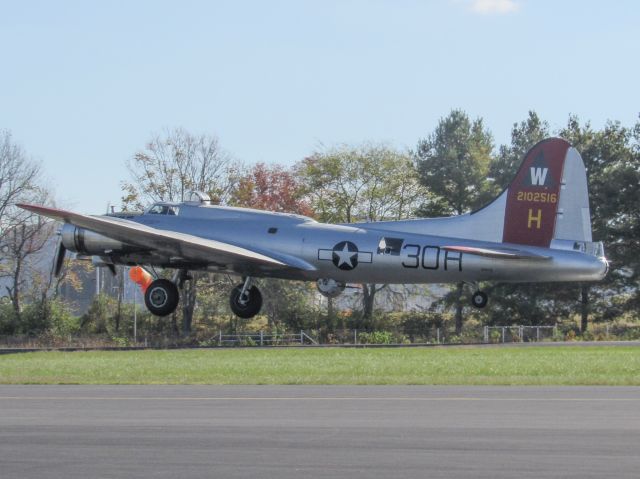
[377,237,404,255]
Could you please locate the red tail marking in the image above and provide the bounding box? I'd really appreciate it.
[502,138,570,247]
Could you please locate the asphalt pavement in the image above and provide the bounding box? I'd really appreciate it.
[0,385,639,478]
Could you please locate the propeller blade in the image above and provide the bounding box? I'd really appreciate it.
[53,240,67,278]
[106,263,116,276]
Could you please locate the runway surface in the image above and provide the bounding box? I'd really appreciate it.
[1,385,639,478]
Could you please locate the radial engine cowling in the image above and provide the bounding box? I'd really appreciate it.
[60,223,132,256]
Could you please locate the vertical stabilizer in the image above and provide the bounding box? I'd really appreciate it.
[502,138,570,247]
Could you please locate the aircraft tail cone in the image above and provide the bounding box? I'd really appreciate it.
[129,266,153,293]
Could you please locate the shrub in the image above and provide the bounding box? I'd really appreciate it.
[581,331,595,341]
[47,300,80,337]
[111,336,130,347]
[198,338,217,347]
[0,303,17,335]
[358,331,394,345]
[80,295,117,334]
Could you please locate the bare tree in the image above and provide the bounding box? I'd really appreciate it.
[0,131,55,326]
[2,199,55,322]
[121,128,241,336]
[122,127,240,210]
[0,130,41,241]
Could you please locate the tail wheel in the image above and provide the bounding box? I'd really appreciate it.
[144,279,180,316]
[471,291,488,309]
[229,284,262,319]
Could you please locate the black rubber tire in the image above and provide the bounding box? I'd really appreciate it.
[144,279,180,316]
[471,291,488,309]
[229,285,263,319]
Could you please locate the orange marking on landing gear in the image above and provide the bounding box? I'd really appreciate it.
[129,266,153,293]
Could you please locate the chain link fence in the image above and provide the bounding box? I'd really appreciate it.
[2,322,640,349]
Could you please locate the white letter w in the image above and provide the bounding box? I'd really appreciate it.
[530,167,548,186]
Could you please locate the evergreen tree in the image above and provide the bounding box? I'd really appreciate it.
[414,110,495,334]
[560,116,640,322]
[490,110,550,190]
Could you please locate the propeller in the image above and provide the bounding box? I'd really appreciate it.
[53,238,67,278]
[106,263,116,276]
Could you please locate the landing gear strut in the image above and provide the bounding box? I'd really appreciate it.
[229,277,263,319]
[471,290,488,309]
[144,278,180,316]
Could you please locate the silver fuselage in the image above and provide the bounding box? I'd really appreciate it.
[106,204,607,284]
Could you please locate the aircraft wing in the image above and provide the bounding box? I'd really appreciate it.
[442,245,552,261]
[17,204,316,273]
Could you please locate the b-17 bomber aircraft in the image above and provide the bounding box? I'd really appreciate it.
[19,138,608,318]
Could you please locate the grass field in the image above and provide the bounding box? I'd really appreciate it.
[0,346,639,385]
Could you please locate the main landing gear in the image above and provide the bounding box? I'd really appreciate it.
[136,268,264,319]
[144,278,180,316]
[142,269,193,316]
[229,277,263,319]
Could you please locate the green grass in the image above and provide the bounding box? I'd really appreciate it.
[0,346,639,385]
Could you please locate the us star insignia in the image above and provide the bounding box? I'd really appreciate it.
[317,241,373,271]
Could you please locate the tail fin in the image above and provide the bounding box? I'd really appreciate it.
[502,137,592,247]
[353,137,594,248]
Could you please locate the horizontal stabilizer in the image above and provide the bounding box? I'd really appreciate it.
[442,245,551,261]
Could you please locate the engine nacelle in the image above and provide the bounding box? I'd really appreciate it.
[60,223,132,256]
[316,278,345,298]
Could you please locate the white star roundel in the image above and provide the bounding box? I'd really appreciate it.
[332,241,359,270]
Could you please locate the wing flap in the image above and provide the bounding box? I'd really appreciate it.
[17,204,316,272]
[442,245,551,260]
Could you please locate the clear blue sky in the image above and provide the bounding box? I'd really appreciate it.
[1,0,638,213]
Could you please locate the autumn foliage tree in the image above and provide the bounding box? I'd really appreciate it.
[231,163,313,216]
[230,163,317,329]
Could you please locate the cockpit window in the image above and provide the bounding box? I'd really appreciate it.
[148,205,164,215]
[147,204,179,215]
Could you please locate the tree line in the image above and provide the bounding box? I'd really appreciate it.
[1,109,638,342]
